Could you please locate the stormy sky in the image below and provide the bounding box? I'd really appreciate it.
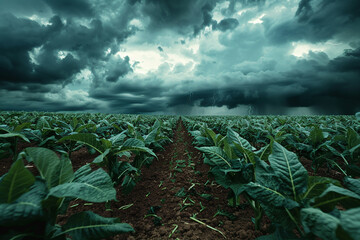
[0,0,360,115]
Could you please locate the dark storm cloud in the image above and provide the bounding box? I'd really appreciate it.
[0,0,50,15]
[213,18,239,32]
[0,1,136,90]
[89,78,166,113]
[267,0,360,44]
[44,0,95,17]
[105,56,133,82]
[1,0,360,115]
[0,89,100,112]
[43,17,135,60]
[0,13,84,87]
[167,48,360,115]
[134,0,218,36]
[90,79,163,100]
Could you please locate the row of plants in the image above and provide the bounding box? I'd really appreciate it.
[0,112,177,239]
[185,115,360,177]
[182,116,360,240]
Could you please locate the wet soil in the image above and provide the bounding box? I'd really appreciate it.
[57,120,269,239]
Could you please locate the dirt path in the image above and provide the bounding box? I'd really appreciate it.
[2,120,268,239]
[79,119,267,240]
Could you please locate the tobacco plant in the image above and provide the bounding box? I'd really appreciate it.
[0,147,133,239]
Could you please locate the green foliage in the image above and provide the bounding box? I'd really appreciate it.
[0,147,133,239]
[55,211,134,239]
[0,159,35,203]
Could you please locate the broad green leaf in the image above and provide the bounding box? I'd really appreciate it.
[0,179,47,226]
[74,123,97,133]
[152,119,161,129]
[52,155,74,187]
[222,140,235,160]
[343,177,360,196]
[57,211,133,240]
[303,176,340,200]
[59,133,105,153]
[227,128,256,163]
[92,149,110,164]
[25,147,73,188]
[205,127,219,146]
[117,138,157,158]
[209,167,232,189]
[73,164,92,181]
[261,204,293,230]
[0,159,35,203]
[336,207,360,240]
[36,116,50,130]
[143,128,158,146]
[0,132,30,143]
[312,184,360,210]
[269,141,308,199]
[196,146,231,168]
[14,122,31,132]
[227,128,255,151]
[347,128,360,150]
[301,208,339,240]
[48,166,116,202]
[109,132,126,147]
[253,158,279,188]
[245,182,298,209]
[122,138,145,147]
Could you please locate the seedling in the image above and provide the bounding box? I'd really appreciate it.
[169,224,178,238]
[145,206,162,226]
[199,202,206,212]
[190,215,226,239]
[175,187,187,198]
[213,209,237,221]
[105,201,113,211]
[118,203,134,210]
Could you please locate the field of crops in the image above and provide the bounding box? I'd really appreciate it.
[0,111,359,240]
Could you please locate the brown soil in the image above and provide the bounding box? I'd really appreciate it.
[57,120,270,239]
[300,156,345,182]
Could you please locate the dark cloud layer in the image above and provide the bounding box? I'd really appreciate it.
[213,18,239,31]
[0,0,360,115]
[0,13,83,87]
[135,0,218,36]
[267,0,360,44]
[44,0,95,17]
[166,48,360,114]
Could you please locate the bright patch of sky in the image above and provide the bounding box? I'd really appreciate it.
[248,14,265,24]
[117,42,197,75]
[291,41,350,58]
[66,69,92,91]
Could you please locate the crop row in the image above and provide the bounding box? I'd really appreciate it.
[0,111,177,239]
[182,115,360,240]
